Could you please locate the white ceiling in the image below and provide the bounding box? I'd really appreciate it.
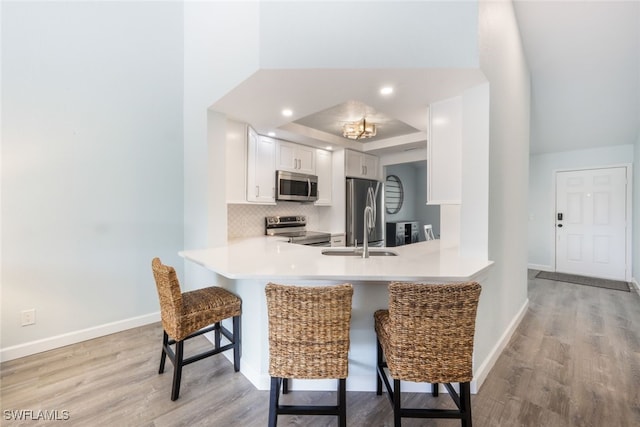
[211,2,639,156]
[211,68,486,153]
[513,0,640,154]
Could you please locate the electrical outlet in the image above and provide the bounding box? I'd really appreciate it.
[21,309,36,326]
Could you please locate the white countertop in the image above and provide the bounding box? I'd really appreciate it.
[180,237,493,282]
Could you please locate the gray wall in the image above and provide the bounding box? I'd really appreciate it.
[1,2,184,352]
[384,162,441,241]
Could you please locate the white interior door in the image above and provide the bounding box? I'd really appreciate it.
[555,167,627,280]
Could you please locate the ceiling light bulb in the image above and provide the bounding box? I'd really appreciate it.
[282,109,293,117]
[268,132,276,137]
[380,86,394,95]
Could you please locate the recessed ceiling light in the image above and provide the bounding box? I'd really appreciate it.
[282,109,293,117]
[380,86,394,95]
[268,132,276,137]
[325,146,333,151]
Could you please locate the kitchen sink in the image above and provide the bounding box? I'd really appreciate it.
[321,248,398,257]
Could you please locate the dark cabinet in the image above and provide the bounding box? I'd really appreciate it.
[386,221,419,247]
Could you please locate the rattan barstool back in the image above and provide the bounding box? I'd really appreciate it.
[265,282,353,427]
[375,281,481,383]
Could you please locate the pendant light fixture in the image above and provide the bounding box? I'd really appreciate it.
[342,118,377,140]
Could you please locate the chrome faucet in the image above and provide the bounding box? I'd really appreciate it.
[361,183,380,259]
[362,205,373,258]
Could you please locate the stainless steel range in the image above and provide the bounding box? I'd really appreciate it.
[265,215,331,246]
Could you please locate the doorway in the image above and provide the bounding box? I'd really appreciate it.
[555,166,630,281]
[383,161,440,242]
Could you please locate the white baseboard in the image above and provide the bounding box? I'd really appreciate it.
[631,278,640,294]
[0,312,160,362]
[528,263,553,272]
[472,298,529,391]
[236,369,461,394]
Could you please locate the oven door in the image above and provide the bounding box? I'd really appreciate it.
[276,170,318,202]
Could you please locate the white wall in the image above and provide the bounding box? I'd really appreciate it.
[528,144,634,270]
[182,1,260,287]
[259,1,479,69]
[1,2,184,356]
[474,0,531,384]
[460,83,490,259]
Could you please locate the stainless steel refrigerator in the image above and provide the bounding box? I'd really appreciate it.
[346,178,384,247]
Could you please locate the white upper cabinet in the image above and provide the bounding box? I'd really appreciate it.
[275,140,315,174]
[427,95,462,204]
[345,149,380,180]
[247,129,276,204]
[314,148,332,206]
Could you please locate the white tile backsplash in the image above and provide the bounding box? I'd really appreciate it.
[228,203,324,239]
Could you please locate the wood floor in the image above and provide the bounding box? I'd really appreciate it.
[2,271,639,426]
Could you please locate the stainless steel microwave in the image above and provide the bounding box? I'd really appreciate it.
[276,170,318,202]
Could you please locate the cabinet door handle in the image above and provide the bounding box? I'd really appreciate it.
[256,185,259,197]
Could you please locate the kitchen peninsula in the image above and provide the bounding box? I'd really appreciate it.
[180,237,493,392]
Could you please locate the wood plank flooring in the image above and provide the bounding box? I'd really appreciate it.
[2,271,639,426]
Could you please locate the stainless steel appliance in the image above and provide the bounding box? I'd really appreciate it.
[346,178,384,247]
[386,221,420,247]
[265,215,331,246]
[275,170,318,202]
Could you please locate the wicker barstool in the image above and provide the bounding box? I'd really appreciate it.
[151,257,241,401]
[265,282,354,427]
[374,281,482,427]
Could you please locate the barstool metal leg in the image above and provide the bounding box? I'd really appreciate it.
[171,340,184,401]
[338,378,347,427]
[214,322,221,349]
[431,382,439,397]
[159,331,168,374]
[393,379,402,427]
[460,382,472,427]
[268,377,281,427]
[233,315,241,372]
[376,339,383,395]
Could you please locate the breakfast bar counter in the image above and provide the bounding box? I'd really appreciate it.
[180,237,493,283]
[180,238,493,392]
